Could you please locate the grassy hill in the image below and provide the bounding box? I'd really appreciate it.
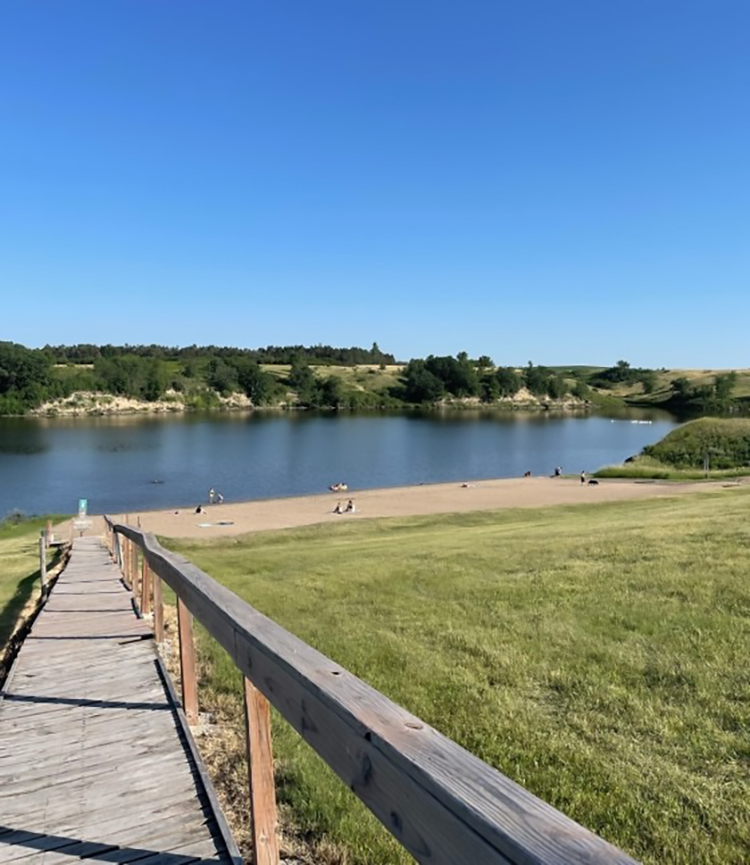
[169,489,750,864]
[594,368,750,405]
[596,418,750,479]
[35,357,750,416]
[644,417,750,468]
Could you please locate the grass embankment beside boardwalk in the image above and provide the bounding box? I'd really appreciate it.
[167,490,750,865]
[0,517,64,651]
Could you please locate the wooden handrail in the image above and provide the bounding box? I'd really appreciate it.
[104,516,637,865]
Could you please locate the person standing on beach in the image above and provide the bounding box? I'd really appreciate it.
[580,471,586,485]
[208,488,215,504]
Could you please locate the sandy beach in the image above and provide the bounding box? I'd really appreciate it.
[92,476,740,540]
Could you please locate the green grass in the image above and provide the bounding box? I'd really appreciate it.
[0,517,63,649]
[595,456,750,480]
[167,491,750,864]
[643,418,750,469]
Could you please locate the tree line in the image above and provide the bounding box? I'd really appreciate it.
[3,340,745,414]
[40,342,395,366]
[400,355,587,404]
[0,341,399,412]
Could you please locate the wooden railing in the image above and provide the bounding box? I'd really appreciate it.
[103,516,638,865]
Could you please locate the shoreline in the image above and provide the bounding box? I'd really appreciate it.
[23,399,594,419]
[88,475,739,540]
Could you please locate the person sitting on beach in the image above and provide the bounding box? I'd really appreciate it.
[333,501,343,514]
[216,492,224,504]
[195,505,205,514]
[345,499,356,513]
[554,466,562,477]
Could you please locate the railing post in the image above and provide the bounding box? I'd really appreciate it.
[141,556,151,615]
[122,538,129,585]
[131,544,140,606]
[244,678,280,865]
[115,531,122,570]
[153,572,164,641]
[177,598,198,725]
[38,533,47,599]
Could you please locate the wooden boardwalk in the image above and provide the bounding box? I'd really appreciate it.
[0,537,240,865]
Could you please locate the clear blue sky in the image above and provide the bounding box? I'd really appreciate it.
[1,1,748,367]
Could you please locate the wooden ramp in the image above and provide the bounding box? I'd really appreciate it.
[0,537,240,865]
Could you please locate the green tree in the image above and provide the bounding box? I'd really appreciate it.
[403,360,444,403]
[639,370,657,394]
[234,359,276,405]
[318,375,345,408]
[547,376,567,399]
[495,367,521,397]
[142,360,169,401]
[206,359,239,395]
[714,372,737,404]
[671,377,692,399]
[524,362,549,396]
[288,358,317,403]
[0,342,51,397]
[481,374,500,402]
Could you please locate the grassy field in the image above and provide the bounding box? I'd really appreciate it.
[0,517,62,650]
[168,490,750,864]
[595,457,750,480]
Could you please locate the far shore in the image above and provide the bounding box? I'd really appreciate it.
[73,475,744,541]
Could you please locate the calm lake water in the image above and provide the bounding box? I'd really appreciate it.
[0,409,680,517]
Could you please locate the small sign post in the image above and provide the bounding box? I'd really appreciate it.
[74,498,92,537]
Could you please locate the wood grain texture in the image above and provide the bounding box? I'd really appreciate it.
[0,537,239,865]
[107,519,639,865]
[177,598,198,726]
[243,678,279,865]
[153,574,164,642]
[141,558,152,616]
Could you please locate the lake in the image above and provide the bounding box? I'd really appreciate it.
[0,408,680,517]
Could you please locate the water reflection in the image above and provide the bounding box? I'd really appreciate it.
[0,408,681,516]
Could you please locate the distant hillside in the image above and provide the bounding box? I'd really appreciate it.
[3,341,749,417]
[577,361,750,413]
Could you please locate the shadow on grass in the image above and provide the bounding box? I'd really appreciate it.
[0,570,41,649]
[0,546,65,682]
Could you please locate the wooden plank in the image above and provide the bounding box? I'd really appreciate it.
[243,679,279,865]
[176,598,198,726]
[0,537,236,865]
[108,519,638,865]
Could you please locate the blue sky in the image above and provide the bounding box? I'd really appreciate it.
[1,1,748,367]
